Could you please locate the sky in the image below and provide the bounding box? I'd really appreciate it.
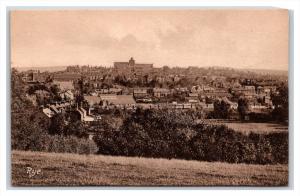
[11,9,289,70]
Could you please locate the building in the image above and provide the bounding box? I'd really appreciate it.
[76,107,94,122]
[153,88,171,98]
[170,102,196,110]
[42,108,55,118]
[133,88,148,98]
[22,70,49,83]
[53,80,74,91]
[199,102,214,111]
[114,57,153,75]
[66,65,80,72]
[53,73,81,81]
[42,102,71,118]
[95,88,122,95]
[191,85,204,93]
[60,90,75,101]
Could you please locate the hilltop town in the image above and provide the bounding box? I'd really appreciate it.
[14,57,288,125]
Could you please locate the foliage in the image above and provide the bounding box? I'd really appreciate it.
[11,69,34,111]
[11,109,50,151]
[212,99,232,119]
[94,108,288,164]
[47,135,98,154]
[11,69,96,155]
[49,113,66,135]
[271,84,288,122]
[238,97,250,120]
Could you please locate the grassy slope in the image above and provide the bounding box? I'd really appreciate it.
[12,150,288,186]
[203,120,288,134]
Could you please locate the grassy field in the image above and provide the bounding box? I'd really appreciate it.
[203,120,288,134]
[12,150,288,186]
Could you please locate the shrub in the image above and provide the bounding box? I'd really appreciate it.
[94,108,288,164]
[11,110,50,152]
[47,135,98,154]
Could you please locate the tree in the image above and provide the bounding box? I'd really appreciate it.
[271,85,288,122]
[11,109,50,151]
[238,97,250,120]
[49,113,66,135]
[11,69,34,111]
[213,99,231,119]
[64,120,87,138]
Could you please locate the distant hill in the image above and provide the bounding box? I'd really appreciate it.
[13,66,67,72]
[207,66,288,76]
[12,65,288,77]
[239,68,288,76]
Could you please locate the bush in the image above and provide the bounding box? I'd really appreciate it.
[11,110,50,152]
[12,112,98,155]
[46,135,98,154]
[94,108,288,164]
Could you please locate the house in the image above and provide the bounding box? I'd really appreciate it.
[222,97,238,110]
[229,102,238,110]
[42,102,71,118]
[55,102,71,112]
[185,93,199,103]
[95,88,122,95]
[169,102,196,110]
[60,90,74,101]
[232,86,257,98]
[188,93,199,97]
[257,86,265,95]
[244,86,256,93]
[42,108,55,118]
[199,90,232,99]
[98,89,110,94]
[66,65,80,72]
[264,95,272,105]
[53,73,81,81]
[50,105,60,114]
[199,102,214,111]
[133,89,148,98]
[191,85,204,93]
[91,81,102,89]
[263,86,277,94]
[175,87,189,93]
[249,104,267,110]
[76,107,94,122]
[203,86,215,93]
[109,88,123,94]
[153,88,171,98]
[53,80,74,91]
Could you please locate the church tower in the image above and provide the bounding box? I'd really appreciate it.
[129,57,135,67]
[129,57,135,73]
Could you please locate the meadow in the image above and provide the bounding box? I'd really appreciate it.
[204,120,288,134]
[12,150,288,186]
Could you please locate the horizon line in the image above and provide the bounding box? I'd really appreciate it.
[11,64,289,72]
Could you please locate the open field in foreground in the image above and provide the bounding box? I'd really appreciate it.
[12,150,288,186]
[204,120,288,134]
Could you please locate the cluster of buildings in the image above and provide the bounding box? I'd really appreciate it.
[19,57,284,121]
[114,57,153,76]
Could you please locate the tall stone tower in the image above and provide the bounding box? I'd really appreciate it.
[129,57,135,67]
[129,57,135,73]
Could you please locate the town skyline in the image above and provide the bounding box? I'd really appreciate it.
[11,9,288,70]
[11,63,289,73]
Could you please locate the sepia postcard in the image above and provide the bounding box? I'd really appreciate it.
[10,9,289,186]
